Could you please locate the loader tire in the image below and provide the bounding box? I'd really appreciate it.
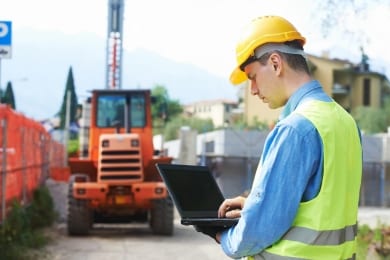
[150,196,174,236]
[67,174,92,236]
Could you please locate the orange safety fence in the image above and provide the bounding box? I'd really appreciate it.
[0,105,67,223]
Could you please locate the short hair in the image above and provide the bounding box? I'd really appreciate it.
[257,40,310,74]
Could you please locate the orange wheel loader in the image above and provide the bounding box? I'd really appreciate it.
[67,89,174,236]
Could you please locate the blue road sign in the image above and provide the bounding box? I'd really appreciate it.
[0,21,12,45]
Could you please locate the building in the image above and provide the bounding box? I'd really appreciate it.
[243,53,390,126]
[183,99,239,128]
[361,132,390,207]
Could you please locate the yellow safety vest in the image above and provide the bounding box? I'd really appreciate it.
[249,100,362,260]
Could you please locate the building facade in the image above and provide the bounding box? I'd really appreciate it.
[183,99,238,128]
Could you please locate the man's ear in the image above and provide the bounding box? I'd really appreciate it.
[269,53,282,75]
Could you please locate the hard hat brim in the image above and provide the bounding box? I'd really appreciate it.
[230,67,247,85]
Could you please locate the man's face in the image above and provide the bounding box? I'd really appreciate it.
[244,53,286,109]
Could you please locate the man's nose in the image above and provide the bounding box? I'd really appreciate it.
[250,82,258,95]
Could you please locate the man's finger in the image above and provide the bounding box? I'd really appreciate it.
[225,209,241,218]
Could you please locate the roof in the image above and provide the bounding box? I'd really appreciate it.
[184,99,238,107]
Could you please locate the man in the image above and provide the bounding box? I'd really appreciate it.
[196,15,362,259]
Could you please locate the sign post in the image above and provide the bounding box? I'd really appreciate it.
[0,21,12,92]
[0,21,11,220]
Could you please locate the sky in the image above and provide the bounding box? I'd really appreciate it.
[0,0,389,119]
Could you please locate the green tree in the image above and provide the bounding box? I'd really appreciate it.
[151,85,182,132]
[352,96,390,133]
[353,106,386,134]
[57,67,78,130]
[163,116,214,141]
[384,97,390,127]
[2,81,16,109]
[228,116,269,131]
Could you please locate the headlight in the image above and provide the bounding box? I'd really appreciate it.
[76,188,86,195]
[131,139,139,147]
[155,187,164,194]
[102,140,110,147]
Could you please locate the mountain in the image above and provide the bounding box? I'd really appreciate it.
[2,28,238,120]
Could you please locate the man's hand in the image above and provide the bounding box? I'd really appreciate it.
[218,196,246,218]
[194,225,226,242]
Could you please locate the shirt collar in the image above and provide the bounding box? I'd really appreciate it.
[279,80,322,120]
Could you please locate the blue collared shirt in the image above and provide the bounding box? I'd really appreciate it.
[220,80,332,258]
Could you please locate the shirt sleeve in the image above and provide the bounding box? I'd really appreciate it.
[219,115,322,258]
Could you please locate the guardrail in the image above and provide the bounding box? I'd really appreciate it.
[0,105,66,223]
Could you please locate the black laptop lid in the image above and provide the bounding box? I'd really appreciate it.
[156,163,225,218]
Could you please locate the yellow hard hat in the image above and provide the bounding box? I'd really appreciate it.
[230,15,306,85]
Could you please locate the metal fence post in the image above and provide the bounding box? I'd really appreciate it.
[381,162,386,207]
[1,118,7,222]
[40,133,49,184]
[39,133,48,185]
[21,127,27,204]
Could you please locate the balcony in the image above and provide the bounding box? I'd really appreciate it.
[332,83,350,95]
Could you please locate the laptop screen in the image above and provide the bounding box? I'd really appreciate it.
[156,163,225,218]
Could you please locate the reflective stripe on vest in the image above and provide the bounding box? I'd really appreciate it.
[281,224,357,245]
[247,252,356,260]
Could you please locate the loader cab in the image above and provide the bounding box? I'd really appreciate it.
[83,89,155,164]
[96,91,146,132]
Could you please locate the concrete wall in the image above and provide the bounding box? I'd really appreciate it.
[216,157,259,198]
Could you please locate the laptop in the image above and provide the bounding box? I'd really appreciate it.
[155,163,239,228]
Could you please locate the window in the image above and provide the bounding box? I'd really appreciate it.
[96,93,146,128]
[363,78,371,106]
[205,140,215,153]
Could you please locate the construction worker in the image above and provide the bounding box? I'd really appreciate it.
[195,15,362,259]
